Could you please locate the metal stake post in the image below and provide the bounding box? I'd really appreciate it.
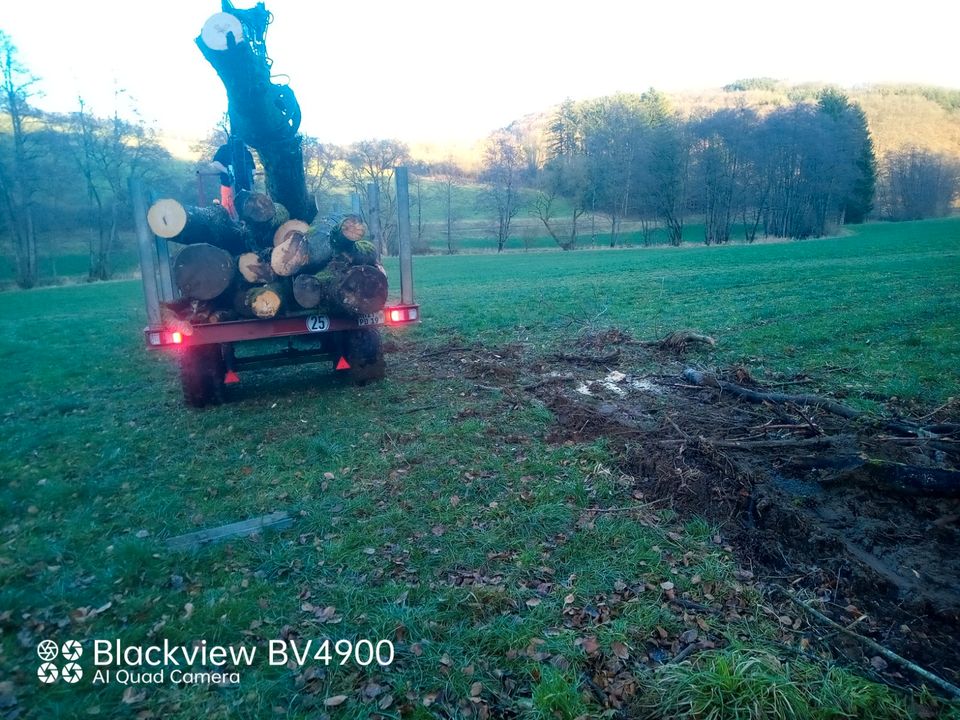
[394,167,414,306]
[130,177,161,326]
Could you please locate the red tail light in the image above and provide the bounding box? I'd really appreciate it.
[384,305,420,326]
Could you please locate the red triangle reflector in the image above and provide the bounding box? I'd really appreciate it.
[335,356,351,371]
[224,370,241,384]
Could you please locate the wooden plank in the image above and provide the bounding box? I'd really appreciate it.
[165,511,293,551]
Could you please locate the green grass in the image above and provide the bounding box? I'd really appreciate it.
[412,216,960,406]
[0,218,958,718]
[643,646,930,720]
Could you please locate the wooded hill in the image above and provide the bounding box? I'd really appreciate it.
[506,82,960,167]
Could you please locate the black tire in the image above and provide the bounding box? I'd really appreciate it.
[345,328,385,384]
[179,344,226,408]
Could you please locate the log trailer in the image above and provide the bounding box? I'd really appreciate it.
[133,2,419,407]
[133,176,419,408]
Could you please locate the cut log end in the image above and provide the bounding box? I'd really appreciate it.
[273,219,311,247]
[238,251,276,283]
[271,235,310,276]
[173,243,236,301]
[292,272,326,309]
[199,12,244,51]
[147,199,188,239]
[246,284,283,318]
[339,215,366,243]
[339,264,388,315]
[236,191,276,224]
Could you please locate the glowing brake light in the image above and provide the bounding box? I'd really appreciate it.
[171,331,183,344]
[384,305,420,325]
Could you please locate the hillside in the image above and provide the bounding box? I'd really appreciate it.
[498,82,960,167]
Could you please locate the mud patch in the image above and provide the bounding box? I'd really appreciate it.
[412,334,960,688]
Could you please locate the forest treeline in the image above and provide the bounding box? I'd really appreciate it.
[2,22,958,287]
[485,88,960,251]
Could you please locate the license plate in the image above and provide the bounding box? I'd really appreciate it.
[357,311,384,327]
[306,315,330,332]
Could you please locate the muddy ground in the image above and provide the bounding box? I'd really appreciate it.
[396,328,960,693]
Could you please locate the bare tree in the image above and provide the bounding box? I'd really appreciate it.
[479,129,525,252]
[410,173,430,253]
[69,91,170,279]
[433,160,463,254]
[301,135,339,211]
[647,118,691,246]
[533,154,588,251]
[0,31,41,287]
[342,139,409,255]
[880,147,960,220]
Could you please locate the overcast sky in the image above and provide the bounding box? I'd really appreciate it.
[5,0,958,151]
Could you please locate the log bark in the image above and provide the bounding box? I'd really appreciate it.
[682,368,861,419]
[173,243,236,300]
[148,198,251,254]
[292,263,388,315]
[237,251,275,283]
[342,238,379,266]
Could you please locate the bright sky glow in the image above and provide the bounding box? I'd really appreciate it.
[5,0,958,153]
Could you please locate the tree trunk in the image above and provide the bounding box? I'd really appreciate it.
[196,18,316,223]
[148,199,251,254]
[173,243,236,300]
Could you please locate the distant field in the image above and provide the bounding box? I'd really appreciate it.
[409,217,960,406]
[1,217,958,718]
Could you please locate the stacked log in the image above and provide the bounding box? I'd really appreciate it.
[149,197,387,326]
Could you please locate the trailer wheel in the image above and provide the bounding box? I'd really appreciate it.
[179,344,226,408]
[346,328,385,384]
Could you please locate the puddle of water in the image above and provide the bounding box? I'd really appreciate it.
[576,373,662,397]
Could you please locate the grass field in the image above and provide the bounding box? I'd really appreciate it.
[1,218,958,718]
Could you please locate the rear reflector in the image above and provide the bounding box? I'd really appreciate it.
[336,356,351,370]
[224,370,240,384]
